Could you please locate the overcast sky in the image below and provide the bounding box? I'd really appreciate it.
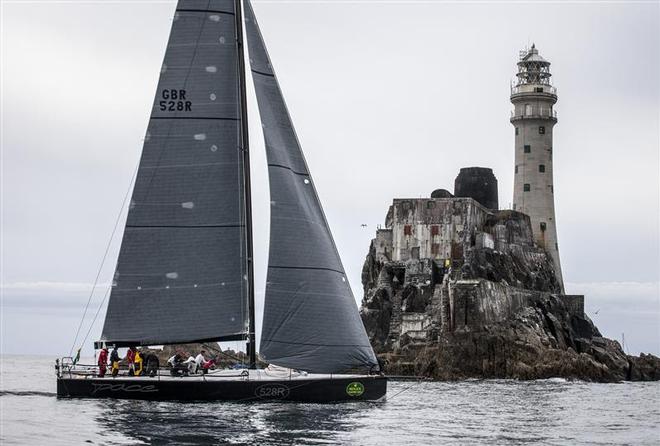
[1,0,658,357]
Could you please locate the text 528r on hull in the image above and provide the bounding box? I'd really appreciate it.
[57,0,386,403]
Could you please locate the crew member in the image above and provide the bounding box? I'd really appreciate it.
[194,350,207,374]
[110,345,120,377]
[126,346,136,376]
[134,348,143,376]
[97,346,108,378]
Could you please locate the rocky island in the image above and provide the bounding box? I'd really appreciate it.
[359,168,660,382]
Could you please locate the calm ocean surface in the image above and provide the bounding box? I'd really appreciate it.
[1,355,658,445]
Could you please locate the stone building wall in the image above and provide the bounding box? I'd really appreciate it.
[379,198,492,263]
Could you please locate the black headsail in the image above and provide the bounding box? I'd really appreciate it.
[99,0,253,347]
[244,1,379,373]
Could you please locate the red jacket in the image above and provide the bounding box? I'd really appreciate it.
[126,349,135,364]
[98,349,108,366]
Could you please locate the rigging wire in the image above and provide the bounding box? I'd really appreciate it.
[387,379,424,400]
[80,285,112,348]
[69,162,139,356]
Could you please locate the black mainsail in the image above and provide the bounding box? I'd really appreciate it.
[100,0,252,347]
[244,1,379,373]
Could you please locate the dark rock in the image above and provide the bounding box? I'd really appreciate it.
[361,204,659,382]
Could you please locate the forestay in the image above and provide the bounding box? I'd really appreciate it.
[244,0,379,373]
[100,0,249,347]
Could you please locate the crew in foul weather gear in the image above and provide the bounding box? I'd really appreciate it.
[110,345,120,377]
[97,347,108,377]
[144,352,159,377]
[126,347,136,376]
[134,350,143,376]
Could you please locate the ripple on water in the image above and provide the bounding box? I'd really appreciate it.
[1,357,659,445]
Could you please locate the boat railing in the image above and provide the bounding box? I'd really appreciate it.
[202,370,251,381]
[56,357,252,381]
[56,357,101,379]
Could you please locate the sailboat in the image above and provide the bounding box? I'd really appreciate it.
[55,0,386,402]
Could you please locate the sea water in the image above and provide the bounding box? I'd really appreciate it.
[1,355,658,445]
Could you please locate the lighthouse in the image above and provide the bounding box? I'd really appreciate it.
[510,44,564,291]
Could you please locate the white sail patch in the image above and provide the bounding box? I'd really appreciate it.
[165,272,179,279]
[181,202,194,209]
[209,15,221,22]
[194,133,206,141]
[205,66,217,73]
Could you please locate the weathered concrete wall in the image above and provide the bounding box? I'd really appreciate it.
[374,229,393,263]
[382,197,491,263]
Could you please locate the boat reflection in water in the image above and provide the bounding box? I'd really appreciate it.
[98,398,380,445]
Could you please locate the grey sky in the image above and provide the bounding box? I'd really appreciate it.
[1,0,658,357]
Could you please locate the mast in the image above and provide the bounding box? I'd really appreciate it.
[235,0,257,369]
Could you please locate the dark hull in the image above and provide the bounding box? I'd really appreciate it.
[57,375,387,403]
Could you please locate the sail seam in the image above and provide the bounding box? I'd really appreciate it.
[263,339,373,348]
[126,224,244,228]
[150,116,239,121]
[175,9,235,15]
[268,163,308,176]
[251,68,275,77]
[268,265,345,275]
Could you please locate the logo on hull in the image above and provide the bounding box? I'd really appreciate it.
[255,383,290,399]
[92,383,159,394]
[346,382,365,397]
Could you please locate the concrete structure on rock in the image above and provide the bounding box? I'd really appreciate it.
[361,168,582,352]
[510,44,564,291]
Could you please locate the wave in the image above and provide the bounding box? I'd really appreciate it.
[0,390,56,397]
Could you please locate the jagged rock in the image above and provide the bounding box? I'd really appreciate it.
[360,201,660,382]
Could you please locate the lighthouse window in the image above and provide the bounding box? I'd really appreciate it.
[515,127,519,135]
[404,225,412,236]
[524,183,531,192]
[524,145,531,153]
[540,222,547,231]
[539,126,545,134]
[515,165,518,174]
[539,164,546,172]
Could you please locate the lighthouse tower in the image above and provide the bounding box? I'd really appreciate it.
[510,44,564,291]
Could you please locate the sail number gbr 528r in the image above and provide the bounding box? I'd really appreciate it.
[159,89,192,112]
